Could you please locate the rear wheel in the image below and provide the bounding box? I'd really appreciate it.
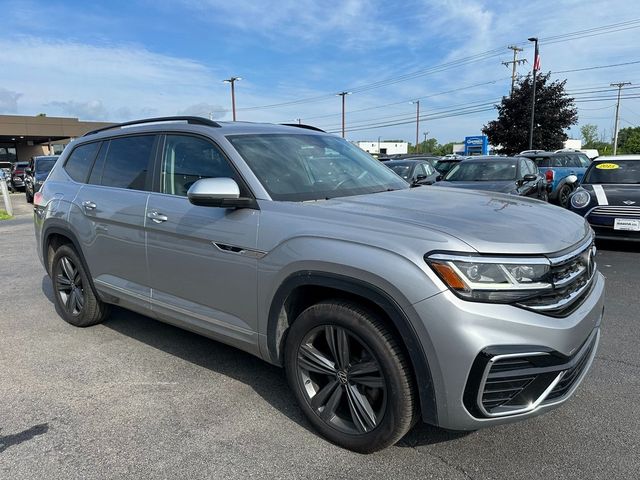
[558,184,572,208]
[284,300,417,453]
[25,187,33,203]
[51,245,110,327]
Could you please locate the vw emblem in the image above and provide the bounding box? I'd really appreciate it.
[336,370,348,385]
[623,200,636,205]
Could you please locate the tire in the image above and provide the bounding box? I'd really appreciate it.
[51,244,110,327]
[26,188,33,203]
[558,184,572,208]
[539,188,549,202]
[284,300,417,453]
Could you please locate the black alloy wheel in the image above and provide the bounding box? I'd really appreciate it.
[51,244,110,327]
[558,184,572,208]
[285,301,417,453]
[55,255,85,316]
[297,324,387,435]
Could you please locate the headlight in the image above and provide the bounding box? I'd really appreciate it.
[426,253,552,303]
[571,190,591,209]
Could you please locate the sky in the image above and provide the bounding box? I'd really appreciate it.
[0,0,639,144]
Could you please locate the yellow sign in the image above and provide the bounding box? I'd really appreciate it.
[595,163,620,170]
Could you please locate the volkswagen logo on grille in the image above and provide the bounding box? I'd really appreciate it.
[336,370,348,385]
[623,200,636,205]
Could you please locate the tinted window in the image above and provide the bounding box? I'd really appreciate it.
[227,134,407,201]
[88,142,108,185]
[35,157,57,174]
[565,155,582,168]
[64,142,100,183]
[100,136,154,190]
[578,154,591,167]
[424,163,435,175]
[161,135,237,196]
[389,164,412,180]
[445,160,517,181]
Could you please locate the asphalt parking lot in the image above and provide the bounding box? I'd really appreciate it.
[1,193,639,480]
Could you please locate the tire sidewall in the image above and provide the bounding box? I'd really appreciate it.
[284,302,413,452]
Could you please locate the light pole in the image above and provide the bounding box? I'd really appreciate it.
[377,136,381,154]
[223,77,242,121]
[611,82,632,155]
[411,100,420,153]
[337,91,352,138]
[527,37,539,150]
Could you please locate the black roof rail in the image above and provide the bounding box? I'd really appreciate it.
[280,123,326,133]
[83,116,221,137]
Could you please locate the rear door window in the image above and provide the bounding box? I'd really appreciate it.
[64,142,101,183]
[99,135,155,190]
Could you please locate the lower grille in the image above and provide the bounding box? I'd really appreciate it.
[465,329,599,418]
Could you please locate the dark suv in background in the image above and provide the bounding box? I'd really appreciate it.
[9,161,29,192]
[24,155,59,203]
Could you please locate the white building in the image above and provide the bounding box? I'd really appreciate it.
[355,141,408,155]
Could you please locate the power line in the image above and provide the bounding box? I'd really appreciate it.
[236,19,640,112]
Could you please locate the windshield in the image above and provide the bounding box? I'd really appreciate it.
[444,160,517,181]
[35,157,57,174]
[434,160,458,174]
[388,164,412,180]
[583,160,640,184]
[227,134,408,201]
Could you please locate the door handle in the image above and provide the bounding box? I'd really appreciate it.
[82,201,97,210]
[147,211,168,223]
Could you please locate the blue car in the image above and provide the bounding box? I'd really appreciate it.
[520,151,591,208]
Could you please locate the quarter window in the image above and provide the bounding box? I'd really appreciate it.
[161,135,237,196]
[100,135,155,190]
[64,142,100,183]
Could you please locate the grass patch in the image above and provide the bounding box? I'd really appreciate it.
[0,209,12,220]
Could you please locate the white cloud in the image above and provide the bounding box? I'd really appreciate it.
[0,37,229,121]
[0,88,22,113]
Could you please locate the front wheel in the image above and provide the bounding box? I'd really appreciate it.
[284,301,417,453]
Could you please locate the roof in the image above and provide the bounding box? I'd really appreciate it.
[594,155,640,161]
[461,156,518,162]
[385,159,431,166]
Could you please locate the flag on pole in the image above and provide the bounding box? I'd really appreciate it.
[533,43,541,71]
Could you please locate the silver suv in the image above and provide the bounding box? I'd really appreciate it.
[34,117,604,452]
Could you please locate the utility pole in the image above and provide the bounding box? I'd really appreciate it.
[611,82,632,155]
[223,77,242,121]
[502,45,526,96]
[411,100,420,153]
[527,37,539,150]
[337,92,351,138]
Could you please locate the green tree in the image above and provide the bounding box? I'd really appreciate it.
[617,127,640,154]
[482,73,578,155]
[581,124,599,147]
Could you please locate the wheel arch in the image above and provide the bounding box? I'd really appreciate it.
[267,271,438,424]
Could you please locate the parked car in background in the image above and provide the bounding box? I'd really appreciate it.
[433,156,549,200]
[385,159,440,186]
[25,155,59,203]
[569,155,640,241]
[520,151,590,208]
[34,116,603,452]
[10,161,29,192]
[0,161,12,186]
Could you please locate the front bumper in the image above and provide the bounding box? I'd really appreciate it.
[11,176,25,187]
[413,271,604,431]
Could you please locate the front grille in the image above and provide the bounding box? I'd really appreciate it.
[590,205,640,218]
[465,329,600,418]
[518,238,596,317]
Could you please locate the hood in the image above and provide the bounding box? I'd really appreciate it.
[585,184,640,205]
[434,180,516,194]
[312,187,590,255]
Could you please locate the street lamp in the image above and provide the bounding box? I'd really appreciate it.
[527,37,539,150]
[411,101,420,153]
[223,76,242,121]
[337,91,352,138]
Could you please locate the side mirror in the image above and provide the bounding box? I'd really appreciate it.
[523,174,537,182]
[187,178,256,209]
[25,167,32,174]
[413,174,427,184]
[436,175,443,182]
[565,174,578,185]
